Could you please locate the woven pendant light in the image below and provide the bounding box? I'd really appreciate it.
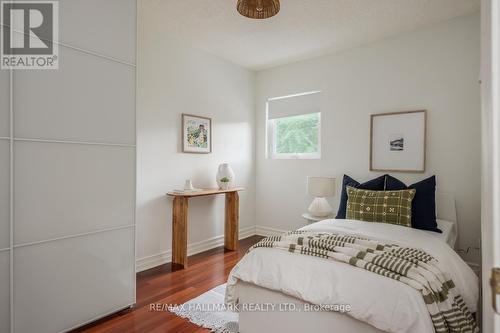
[237,0,280,19]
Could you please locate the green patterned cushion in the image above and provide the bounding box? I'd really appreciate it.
[345,186,416,227]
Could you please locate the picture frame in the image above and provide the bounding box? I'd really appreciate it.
[182,114,212,154]
[370,110,426,173]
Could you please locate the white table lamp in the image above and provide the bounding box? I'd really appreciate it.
[307,176,335,217]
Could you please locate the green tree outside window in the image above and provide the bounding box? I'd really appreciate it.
[274,113,320,154]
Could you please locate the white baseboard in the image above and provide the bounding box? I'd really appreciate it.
[136,226,256,272]
[254,225,287,236]
[138,225,482,276]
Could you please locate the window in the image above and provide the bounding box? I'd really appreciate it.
[268,112,321,158]
[267,91,321,159]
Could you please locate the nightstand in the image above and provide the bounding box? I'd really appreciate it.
[301,213,334,224]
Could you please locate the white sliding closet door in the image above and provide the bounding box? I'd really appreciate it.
[4,1,137,332]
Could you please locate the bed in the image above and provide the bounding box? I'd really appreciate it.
[226,192,478,333]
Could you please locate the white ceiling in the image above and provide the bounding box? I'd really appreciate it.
[144,0,480,71]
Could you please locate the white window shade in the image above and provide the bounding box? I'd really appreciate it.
[268,91,321,119]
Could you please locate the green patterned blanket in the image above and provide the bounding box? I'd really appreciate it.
[250,231,478,333]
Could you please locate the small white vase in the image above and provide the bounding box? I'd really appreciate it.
[216,163,235,189]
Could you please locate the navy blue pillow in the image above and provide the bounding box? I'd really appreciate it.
[336,174,386,219]
[385,175,441,233]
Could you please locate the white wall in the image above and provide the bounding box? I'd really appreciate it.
[137,2,256,270]
[255,14,481,264]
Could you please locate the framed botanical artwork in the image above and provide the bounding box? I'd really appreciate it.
[370,110,426,173]
[182,114,212,153]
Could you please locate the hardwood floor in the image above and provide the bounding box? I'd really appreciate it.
[71,235,263,333]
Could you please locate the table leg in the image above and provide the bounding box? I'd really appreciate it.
[172,196,188,267]
[225,191,239,250]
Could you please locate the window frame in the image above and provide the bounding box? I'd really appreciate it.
[266,111,322,160]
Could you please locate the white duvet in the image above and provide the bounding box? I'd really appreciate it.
[226,219,479,333]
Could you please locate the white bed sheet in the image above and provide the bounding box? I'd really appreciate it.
[238,281,385,333]
[226,219,478,333]
[424,219,457,248]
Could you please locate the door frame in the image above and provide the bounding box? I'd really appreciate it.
[481,0,500,331]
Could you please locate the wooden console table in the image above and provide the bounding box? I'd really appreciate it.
[166,187,244,268]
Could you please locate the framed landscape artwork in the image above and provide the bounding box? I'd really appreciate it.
[370,110,426,173]
[182,114,212,154]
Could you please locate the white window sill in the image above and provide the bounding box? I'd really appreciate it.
[268,153,321,160]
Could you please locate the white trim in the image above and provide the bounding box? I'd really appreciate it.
[255,225,287,237]
[59,303,133,333]
[9,64,14,333]
[135,223,487,272]
[13,137,136,148]
[269,152,321,160]
[267,90,321,101]
[265,100,270,159]
[133,0,139,305]
[136,226,256,272]
[0,137,9,140]
[13,224,135,249]
[492,0,500,263]
[481,1,500,330]
[0,247,9,253]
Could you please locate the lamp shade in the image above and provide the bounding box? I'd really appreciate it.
[307,176,335,197]
[237,0,280,19]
